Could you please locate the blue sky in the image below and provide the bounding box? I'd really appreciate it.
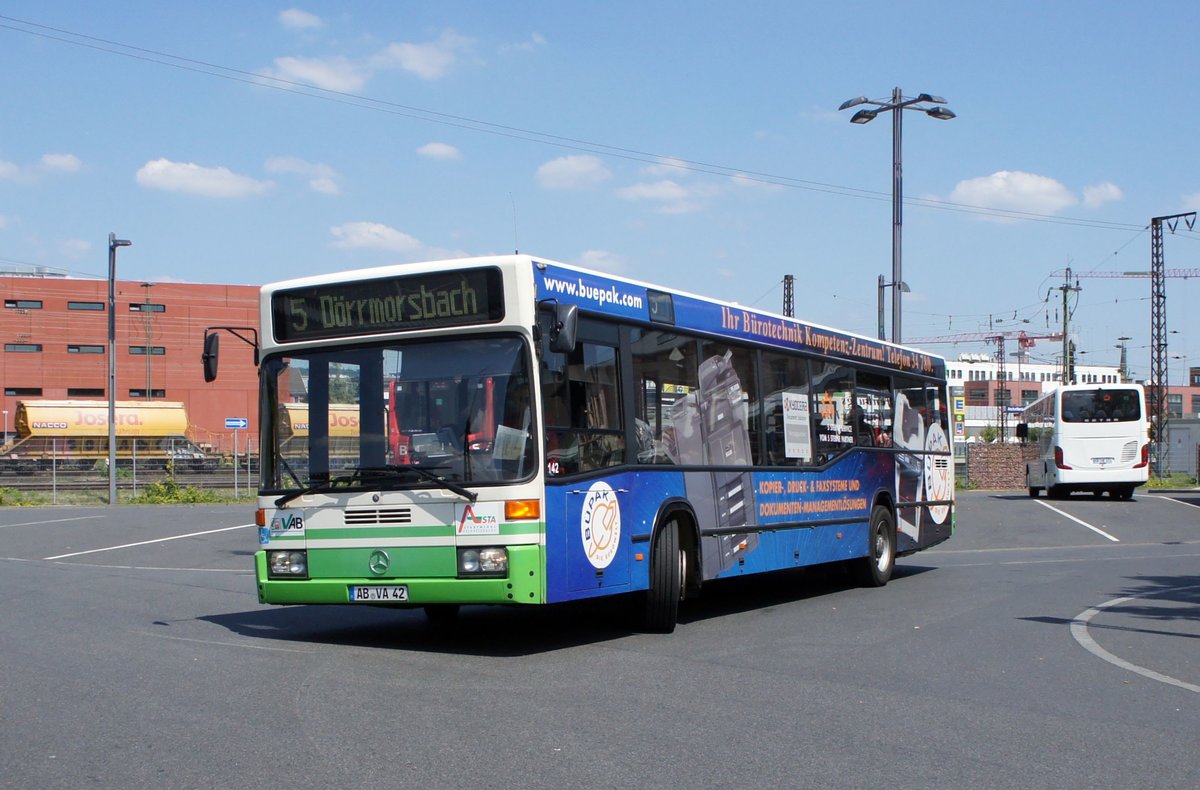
[1,2,1197,382]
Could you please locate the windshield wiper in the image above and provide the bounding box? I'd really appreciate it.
[274,473,355,508]
[273,464,478,508]
[355,464,478,502]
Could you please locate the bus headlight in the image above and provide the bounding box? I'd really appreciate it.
[457,547,507,577]
[268,550,308,578]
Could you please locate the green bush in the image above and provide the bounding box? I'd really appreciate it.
[1146,473,1198,489]
[129,475,221,504]
[0,486,38,506]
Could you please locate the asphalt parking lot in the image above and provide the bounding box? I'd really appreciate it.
[2,490,1197,788]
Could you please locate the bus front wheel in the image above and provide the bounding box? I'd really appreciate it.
[639,520,684,633]
[854,506,896,587]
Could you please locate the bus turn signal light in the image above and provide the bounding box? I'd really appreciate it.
[505,499,540,520]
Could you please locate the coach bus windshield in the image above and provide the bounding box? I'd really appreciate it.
[260,335,537,492]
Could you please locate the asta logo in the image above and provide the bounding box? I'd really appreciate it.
[581,481,620,569]
[457,503,500,535]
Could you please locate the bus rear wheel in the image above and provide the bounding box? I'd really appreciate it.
[853,506,895,587]
[639,520,684,633]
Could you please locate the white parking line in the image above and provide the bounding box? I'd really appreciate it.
[0,515,105,530]
[43,523,256,560]
[1035,500,1119,542]
[1149,494,1200,510]
[1071,587,1200,694]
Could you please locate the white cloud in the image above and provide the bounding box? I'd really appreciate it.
[535,155,612,190]
[330,221,423,254]
[265,156,340,194]
[949,170,1077,219]
[41,153,82,173]
[0,153,84,181]
[373,30,473,80]
[417,142,462,161]
[641,156,689,177]
[1082,181,1123,209]
[500,32,547,54]
[329,221,466,261]
[730,172,784,192]
[267,55,367,92]
[1182,192,1200,212]
[617,179,717,214]
[279,8,323,30]
[0,214,10,229]
[576,250,626,274]
[135,158,273,198]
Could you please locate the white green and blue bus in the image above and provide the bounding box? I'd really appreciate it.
[1019,383,1149,500]
[205,254,954,632]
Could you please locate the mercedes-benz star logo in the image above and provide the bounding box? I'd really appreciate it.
[368,550,390,575]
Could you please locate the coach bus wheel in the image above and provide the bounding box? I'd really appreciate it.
[1028,486,1039,498]
[854,506,895,587]
[640,520,683,633]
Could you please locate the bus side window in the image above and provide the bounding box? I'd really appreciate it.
[631,330,699,465]
[811,361,855,464]
[761,351,812,466]
[543,340,624,475]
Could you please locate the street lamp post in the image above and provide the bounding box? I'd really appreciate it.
[1116,336,1131,382]
[2,409,7,447]
[841,88,956,345]
[108,232,131,505]
[876,275,910,341]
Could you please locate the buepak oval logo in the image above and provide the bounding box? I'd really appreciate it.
[581,481,621,569]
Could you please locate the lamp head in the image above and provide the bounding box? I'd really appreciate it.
[850,109,878,124]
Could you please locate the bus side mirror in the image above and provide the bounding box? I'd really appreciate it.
[1015,423,1028,440]
[202,332,220,382]
[549,303,578,353]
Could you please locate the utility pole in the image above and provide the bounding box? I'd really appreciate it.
[1148,211,1196,477]
[782,274,794,318]
[1055,267,1080,385]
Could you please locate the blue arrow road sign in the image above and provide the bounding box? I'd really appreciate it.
[225,417,248,430]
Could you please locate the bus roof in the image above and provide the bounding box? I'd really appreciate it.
[261,254,947,379]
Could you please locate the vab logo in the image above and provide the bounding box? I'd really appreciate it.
[270,513,305,532]
[581,481,621,569]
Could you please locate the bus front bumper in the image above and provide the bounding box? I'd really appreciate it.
[254,545,544,606]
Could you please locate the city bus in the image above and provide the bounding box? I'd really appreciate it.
[205,254,954,632]
[1019,383,1149,500]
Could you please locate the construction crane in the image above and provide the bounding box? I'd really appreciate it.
[907,330,1064,439]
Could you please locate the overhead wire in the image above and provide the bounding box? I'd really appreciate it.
[0,13,1158,232]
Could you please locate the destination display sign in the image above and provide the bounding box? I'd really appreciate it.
[272,267,504,342]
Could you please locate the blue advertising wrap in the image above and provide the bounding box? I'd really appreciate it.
[534,261,943,378]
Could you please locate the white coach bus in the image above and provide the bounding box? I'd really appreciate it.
[1019,383,1149,500]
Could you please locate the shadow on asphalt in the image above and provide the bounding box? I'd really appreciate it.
[200,563,937,656]
[1020,572,1200,640]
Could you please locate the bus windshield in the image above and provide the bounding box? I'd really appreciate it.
[1060,389,1141,423]
[261,335,536,491]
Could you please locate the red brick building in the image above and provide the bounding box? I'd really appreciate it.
[1,272,259,453]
